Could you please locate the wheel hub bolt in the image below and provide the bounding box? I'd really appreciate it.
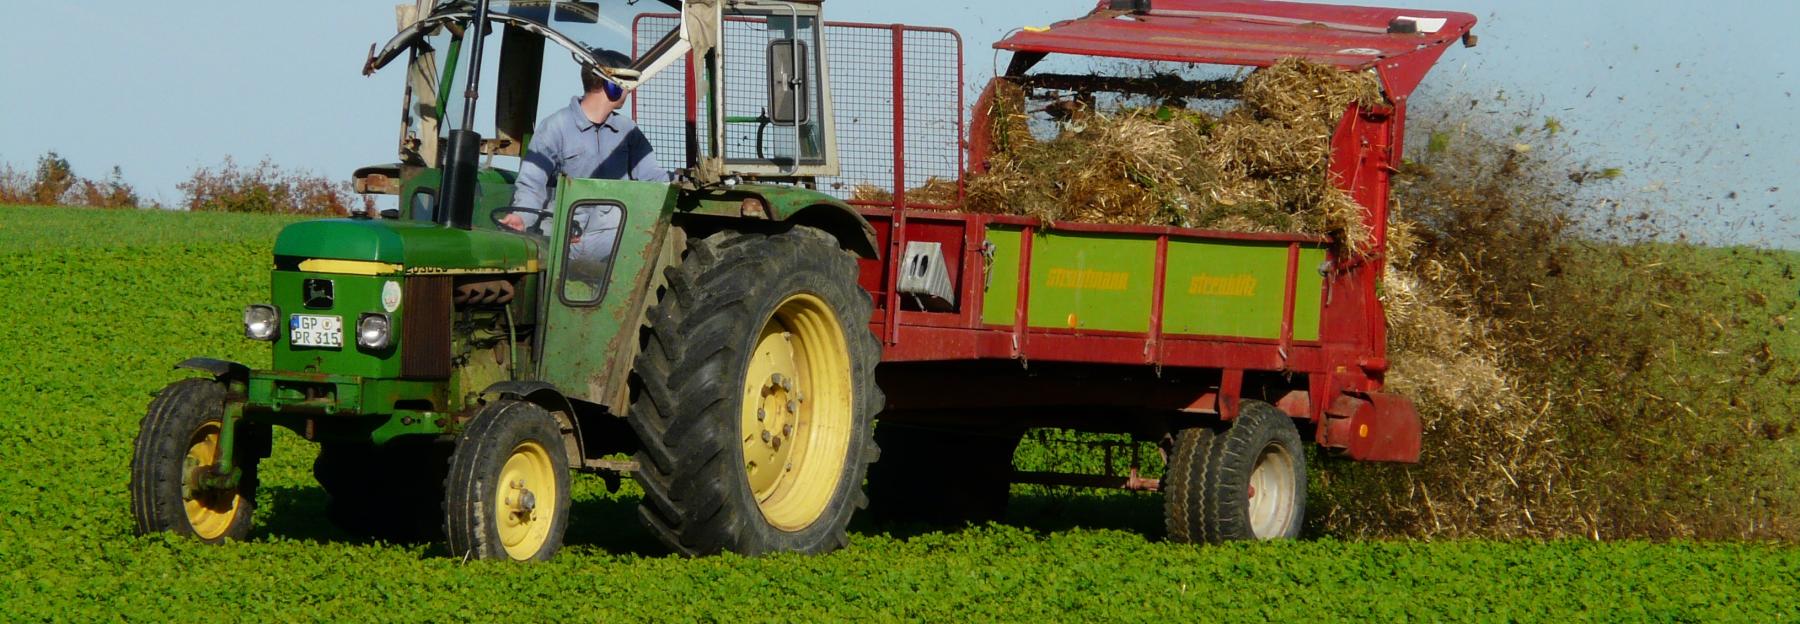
[771,373,786,389]
[772,436,782,450]
[761,430,772,443]
[786,399,799,414]
[757,407,767,422]
[782,424,793,436]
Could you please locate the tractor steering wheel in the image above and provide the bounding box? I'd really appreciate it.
[489,207,587,241]
[490,207,553,237]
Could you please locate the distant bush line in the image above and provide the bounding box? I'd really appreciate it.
[0,151,372,215]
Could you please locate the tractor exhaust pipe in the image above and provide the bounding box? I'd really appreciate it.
[440,0,494,231]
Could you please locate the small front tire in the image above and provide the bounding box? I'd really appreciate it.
[130,378,260,544]
[443,400,571,561]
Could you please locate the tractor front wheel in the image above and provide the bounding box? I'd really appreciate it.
[630,227,883,556]
[443,400,571,561]
[130,378,260,544]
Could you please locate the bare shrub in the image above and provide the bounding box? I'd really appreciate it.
[0,163,28,205]
[0,151,141,209]
[179,157,374,216]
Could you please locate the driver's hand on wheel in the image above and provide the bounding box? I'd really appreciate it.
[500,213,526,232]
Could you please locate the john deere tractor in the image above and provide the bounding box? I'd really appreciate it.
[130,0,882,560]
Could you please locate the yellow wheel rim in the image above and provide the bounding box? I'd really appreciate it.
[740,293,854,531]
[182,421,244,540]
[494,440,558,560]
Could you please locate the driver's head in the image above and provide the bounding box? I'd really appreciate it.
[581,48,632,103]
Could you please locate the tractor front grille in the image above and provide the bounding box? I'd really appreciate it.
[401,275,454,379]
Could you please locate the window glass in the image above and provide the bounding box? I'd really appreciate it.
[559,202,623,305]
[409,189,438,222]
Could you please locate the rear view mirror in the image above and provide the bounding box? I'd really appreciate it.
[767,39,811,126]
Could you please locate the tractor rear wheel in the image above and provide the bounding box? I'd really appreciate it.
[630,227,883,556]
[130,378,261,544]
[443,400,571,561]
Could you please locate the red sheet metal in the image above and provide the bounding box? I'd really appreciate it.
[996,0,1475,99]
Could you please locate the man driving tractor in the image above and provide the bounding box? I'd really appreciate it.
[504,47,667,269]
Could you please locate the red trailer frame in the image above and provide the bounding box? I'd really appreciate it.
[847,1,1475,464]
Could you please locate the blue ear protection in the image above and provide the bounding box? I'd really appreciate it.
[603,80,624,101]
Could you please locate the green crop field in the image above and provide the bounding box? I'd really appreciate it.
[2,205,1796,621]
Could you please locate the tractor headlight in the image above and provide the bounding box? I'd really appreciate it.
[244,305,279,341]
[357,313,392,350]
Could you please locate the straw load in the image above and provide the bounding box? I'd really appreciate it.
[965,58,1385,252]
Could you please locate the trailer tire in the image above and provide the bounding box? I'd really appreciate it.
[1204,401,1307,541]
[1161,425,1216,544]
[314,441,449,542]
[130,378,260,544]
[443,400,571,561]
[630,227,883,556]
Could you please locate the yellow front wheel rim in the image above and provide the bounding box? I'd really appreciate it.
[495,440,558,560]
[181,421,243,540]
[740,293,854,531]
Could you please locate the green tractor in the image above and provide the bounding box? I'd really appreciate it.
[130,0,883,560]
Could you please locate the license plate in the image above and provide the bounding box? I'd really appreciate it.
[290,314,343,348]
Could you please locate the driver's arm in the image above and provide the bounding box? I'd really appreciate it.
[511,117,566,215]
[625,126,671,183]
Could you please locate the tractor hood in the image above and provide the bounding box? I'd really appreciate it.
[274,219,540,274]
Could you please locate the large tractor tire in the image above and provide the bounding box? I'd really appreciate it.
[130,378,261,544]
[443,399,572,561]
[865,422,1019,525]
[1162,400,1307,542]
[630,227,883,556]
[313,440,450,543]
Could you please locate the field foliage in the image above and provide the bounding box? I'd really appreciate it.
[2,205,1796,620]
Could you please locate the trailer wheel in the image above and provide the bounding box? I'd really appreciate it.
[443,400,571,561]
[314,441,449,542]
[130,378,260,544]
[630,227,882,556]
[1205,400,1307,541]
[1161,426,1217,544]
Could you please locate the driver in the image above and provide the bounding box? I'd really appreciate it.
[505,48,669,274]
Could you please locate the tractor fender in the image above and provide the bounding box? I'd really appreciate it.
[682,185,880,258]
[480,381,576,417]
[174,357,249,384]
[783,201,880,259]
[480,381,583,465]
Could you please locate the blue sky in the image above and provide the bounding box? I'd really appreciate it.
[2,1,1794,246]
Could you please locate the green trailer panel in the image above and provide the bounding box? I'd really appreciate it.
[1024,232,1156,333]
[980,227,1024,326]
[1161,240,1324,341]
[980,225,1326,341]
